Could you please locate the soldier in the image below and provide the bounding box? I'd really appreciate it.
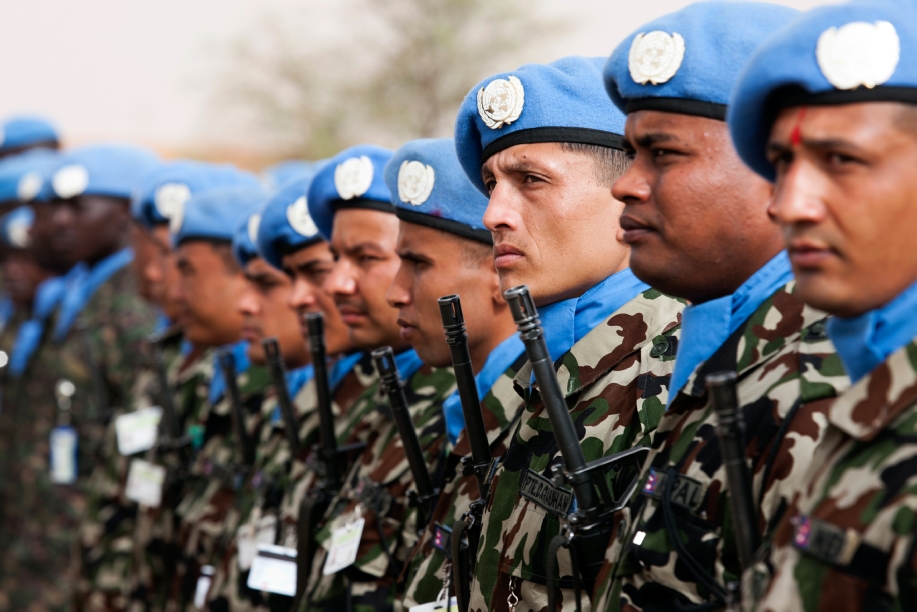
[0,114,60,160]
[203,197,316,611]
[378,138,526,610]
[300,144,456,611]
[166,185,273,609]
[3,144,159,611]
[127,163,263,610]
[593,4,853,611]
[726,1,917,609]
[453,56,685,612]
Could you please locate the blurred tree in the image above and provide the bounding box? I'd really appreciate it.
[208,0,559,162]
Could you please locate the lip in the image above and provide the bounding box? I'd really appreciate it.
[619,215,655,244]
[787,238,834,269]
[337,304,367,326]
[397,317,417,341]
[240,327,260,342]
[493,243,524,269]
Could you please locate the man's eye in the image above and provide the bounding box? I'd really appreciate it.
[522,174,544,184]
[826,152,858,166]
[484,179,496,194]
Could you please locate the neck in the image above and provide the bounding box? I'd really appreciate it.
[470,315,517,376]
[689,244,783,305]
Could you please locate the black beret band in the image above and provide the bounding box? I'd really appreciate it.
[771,85,917,113]
[331,197,396,215]
[625,97,727,121]
[394,206,493,245]
[481,127,626,162]
[176,236,232,247]
[275,235,324,258]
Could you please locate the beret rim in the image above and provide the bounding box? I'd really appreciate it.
[480,127,626,163]
[770,85,917,113]
[175,235,233,248]
[394,207,493,245]
[332,197,394,216]
[275,235,325,259]
[624,97,727,121]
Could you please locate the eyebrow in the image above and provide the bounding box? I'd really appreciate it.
[285,257,328,275]
[244,271,274,283]
[344,241,386,256]
[396,247,430,262]
[634,131,680,148]
[768,136,866,154]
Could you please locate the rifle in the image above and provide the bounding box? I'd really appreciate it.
[707,371,759,581]
[150,332,180,440]
[371,347,439,531]
[262,337,301,458]
[438,295,491,612]
[504,285,649,611]
[217,347,254,469]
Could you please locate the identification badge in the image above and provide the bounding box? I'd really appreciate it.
[193,565,215,609]
[50,425,78,484]
[115,406,163,456]
[409,597,459,612]
[125,459,166,507]
[246,544,297,596]
[323,517,365,575]
[238,512,278,571]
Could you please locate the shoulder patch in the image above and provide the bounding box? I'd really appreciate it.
[519,468,573,517]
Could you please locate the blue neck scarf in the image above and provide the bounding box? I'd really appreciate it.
[828,278,917,383]
[52,248,134,343]
[669,251,794,403]
[441,333,525,445]
[0,296,13,332]
[330,352,365,390]
[393,347,424,382]
[270,363,316,424]
[208,340,252,405]
[538,268,649,364]
[9,275,70,377]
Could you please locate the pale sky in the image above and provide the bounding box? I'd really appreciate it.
[0,0,832,156]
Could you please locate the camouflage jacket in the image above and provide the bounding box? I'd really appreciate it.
[302,363,456,611]
[745,337,917,612]
[594,282,849,612]
[206,354,377,611]
[468,289,685,612]
[398,352,529,610]
[172,359,272,609]
[77,326,185,612]
[130,347,213,611]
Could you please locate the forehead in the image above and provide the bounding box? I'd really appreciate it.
[625,109,724,139]
[245,257,289,281]
[770,101,906,142]
[481,141,570,174]
[282,241,332,269]
[398,220,465,254]
[330,208,398,249]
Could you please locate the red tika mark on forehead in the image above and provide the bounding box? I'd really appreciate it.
[790,106,808,146]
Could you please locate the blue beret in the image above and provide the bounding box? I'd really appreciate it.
[255,174,323,270]
[454,56,626,194]
[604,2,798,121]
[0,116,59,153]
[131,160,262,229]
[232,208,265,268]
[0,206,34,249]
[0,149,60,204]
[262,159,325,190]
[729,0,917,181]
[49,144,159,201]
[173,185,269,247]
[306,144,394,240]
[384,138,491,244]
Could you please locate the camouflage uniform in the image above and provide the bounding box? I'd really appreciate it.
[1,264,155,612]
[593,282,850,612]
[0,308,27,560]
[398,353,528,610]
[302,362,456,611]
[169,355,271,609]
[468,289,685,612]
[744,339,917,611]
[77,326,184,611]
[131,348,213,611]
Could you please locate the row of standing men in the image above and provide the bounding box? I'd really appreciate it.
[2,1,917,611]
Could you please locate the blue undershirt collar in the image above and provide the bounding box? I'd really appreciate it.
[53,248,134,343]
[208,340,252,405]
[330,352,365,390]
[9,275,70,377]
[538,268,650,365]
[668,251,793,403]
[828,278,917,383]
[441,333,526,445]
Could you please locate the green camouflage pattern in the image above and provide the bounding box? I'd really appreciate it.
[468,289,685,612]
[0,265,155,612]
[398,352,528,610]
[302,363,456,611]
[745,336,917,612]
[130,348,213,611]
[172,359,272,609]
[77,326,185,612]
[595,282,850,612]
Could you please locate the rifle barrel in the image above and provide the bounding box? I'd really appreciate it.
[218,348,253,467]
[707,371,759,572]
[150,334,180,439]
[306,312,341,487]
[504,285,595,510]
[438,295,491,497]
[262,337,301,457]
